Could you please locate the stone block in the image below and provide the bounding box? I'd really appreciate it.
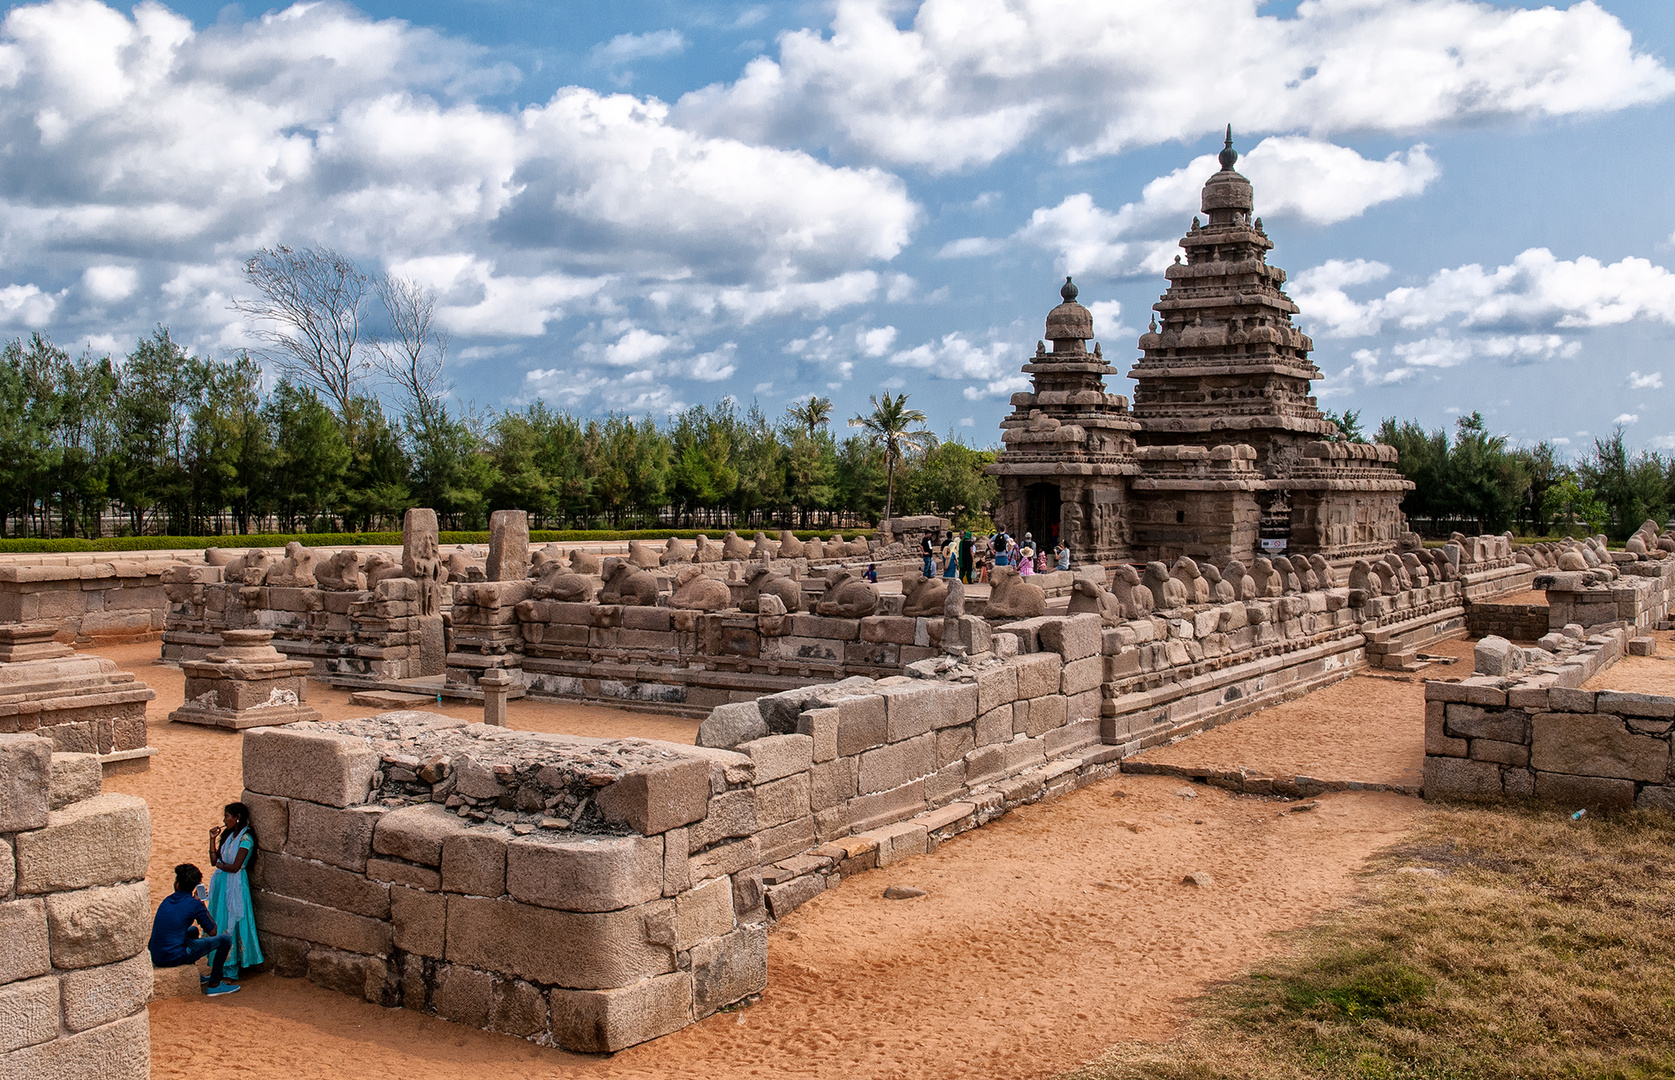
[60,951,150,1032]
[1470,738,1530,767]
[241,791,289,851]
[445,895,673,990]
[0,734,51,833]
[695,702,767,750]
[44,881,150,969]
[0,975,57,1051]
[505,834,663,913]
[390,885,447,957]
[490,976,549,1037]
[809,757,858,811]
[687,837,760,882]
[1636,784,1675,813]
[1013,653,1063,699]
[688,790,758,850]
[1595,691,1675,720]
[764,873,826,919]
[595,759,711,836]
[243,726,380,808]
[0,899,50,984]
[936,725,976,769]
[880,683,944,742]
[1443,705,1528,744]
[796,708,839,763]
[1425,702,1465,757]
[253,892,394,957]
[306,946,387,1004]
[737,734,813,785]
[1546,687,1596,713]
[1060,656,1102,696]
[977,664,1017,715]
[1531,712,1669,781]
[254,851,391,919]
[366,858,440,892]
[756,814,816,863]
[675,874,735,950]
[1038,614,1101,661]
[432,963,493,1028]
[754,774,812,830]
[548,971,694,1053]
[14,793,149,895]
[47,753,100,811]
[441,827,511,897]
[1422,756,1502,801]
[662,828,689,897]
[285,802,382,873]
[689,925,767,1019]
[373,803,467,866]
[834,695,887,757]
[1533,770,1635,810]
[150,960,204,1001]
[1015,696,1067,738]
[0,1009,148,1080]
[858,733,934,794]
[975,705,1013,747]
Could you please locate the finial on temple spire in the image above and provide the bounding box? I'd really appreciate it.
[1060,276,1078,302]
[1219,125,1238,171]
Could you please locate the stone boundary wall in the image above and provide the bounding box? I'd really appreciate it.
[1420,627,1675,808]
[0,736,152,1077]
[242,713,769,1053]
[0,558,179,643]
[1464,598,1550,642]
[1537,560,1674,635]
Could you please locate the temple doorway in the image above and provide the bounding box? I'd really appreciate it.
[1024,482,1061,552]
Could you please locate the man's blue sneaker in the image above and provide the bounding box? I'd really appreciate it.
[204,983,241,997]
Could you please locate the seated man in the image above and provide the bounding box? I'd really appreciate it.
[148,863,240,997]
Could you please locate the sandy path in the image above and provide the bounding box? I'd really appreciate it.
[95,642,1421,1080]
[1585,645,1675,694]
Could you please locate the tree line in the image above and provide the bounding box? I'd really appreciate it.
[0,330,999,539]
[1330,409,1674,541]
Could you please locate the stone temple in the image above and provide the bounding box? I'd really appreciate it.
[992,130,1412,567]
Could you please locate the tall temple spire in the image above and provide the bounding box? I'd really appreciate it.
[1219,124,1238,171]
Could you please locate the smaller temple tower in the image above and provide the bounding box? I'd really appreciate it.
[990,278,1140,565]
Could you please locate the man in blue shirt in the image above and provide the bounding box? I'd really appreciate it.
[148,863,240,996]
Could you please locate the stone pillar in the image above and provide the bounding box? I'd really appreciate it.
[168,629,321,730]
[402,508,446,674]
[479,668,512,726]
[487,509,530,582]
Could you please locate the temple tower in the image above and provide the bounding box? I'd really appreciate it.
[1126,129,1411,560]
[990,279,1140,565]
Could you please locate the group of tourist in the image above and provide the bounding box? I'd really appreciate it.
[147,801,264,998]
[920,528,1071,584]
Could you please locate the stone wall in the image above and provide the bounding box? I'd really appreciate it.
[0,555,181,642]
[242,712,769,1053]
[1420,627,1675,807]
[1537,560,1675,635]
[1465,598,1549,642]
[0,735,152,1077]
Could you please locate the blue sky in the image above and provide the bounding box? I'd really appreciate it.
[2,0,1673,457]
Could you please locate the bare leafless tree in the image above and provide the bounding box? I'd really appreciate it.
[233,246,369,424]
[372,274,450,433]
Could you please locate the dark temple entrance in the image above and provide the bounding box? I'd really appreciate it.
[1024,482,1062,552]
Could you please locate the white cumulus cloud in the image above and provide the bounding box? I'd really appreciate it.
[1629,371,1664,390]
[675,0,1673,171]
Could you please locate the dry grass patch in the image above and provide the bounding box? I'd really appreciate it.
[1066,802,1675,1080]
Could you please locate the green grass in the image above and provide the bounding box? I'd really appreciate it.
[0,527,875,554]
[1063,802,1675,1080]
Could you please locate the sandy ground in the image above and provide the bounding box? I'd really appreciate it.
[1586,640,1675,694]
[94,640,1423,1080]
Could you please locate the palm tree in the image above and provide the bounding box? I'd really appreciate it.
[849,391,935,524]
[786,395,833,440]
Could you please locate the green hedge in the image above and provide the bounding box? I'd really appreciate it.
[0,527,876,555]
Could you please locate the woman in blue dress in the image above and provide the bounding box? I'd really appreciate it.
[208,802,263,980]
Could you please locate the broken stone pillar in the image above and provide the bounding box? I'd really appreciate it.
[479,668,512,727]
[402,508,447,674]
[486,509,530,582]
[168,629,321,730]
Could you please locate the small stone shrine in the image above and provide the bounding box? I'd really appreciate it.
[992,129,1412,567]
[0,622,155,769]
[168,628,321,730]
